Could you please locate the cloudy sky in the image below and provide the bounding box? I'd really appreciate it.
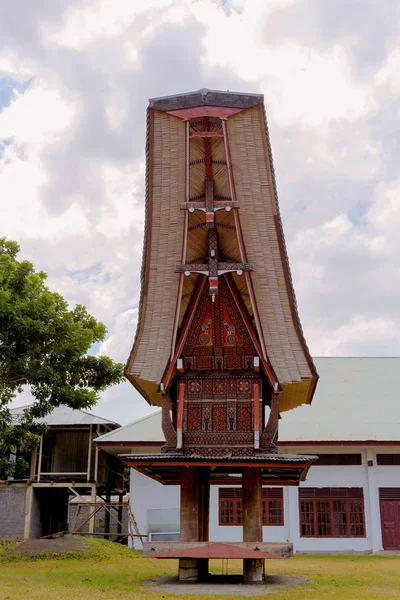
[1,0,400,425]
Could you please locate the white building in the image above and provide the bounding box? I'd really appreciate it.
[96,357,400,553]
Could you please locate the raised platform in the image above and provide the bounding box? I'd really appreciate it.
[121,452,317,485]
[143,541,293,559]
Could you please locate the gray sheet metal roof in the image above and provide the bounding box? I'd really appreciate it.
[120,453,316,463]
[97,358,400,444]
[10,404,120,427]
[95,410,161,443]
[280,357,400,442]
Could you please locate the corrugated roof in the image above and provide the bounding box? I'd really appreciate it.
[120,452,316,463]
[99,358,400,444]
[279,357,400,442]
[95,410,161,442]
[10,404,120,427]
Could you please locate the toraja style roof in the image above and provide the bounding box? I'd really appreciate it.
[10,404,120,428]
[125,89,318,412]
[98,358,400,445]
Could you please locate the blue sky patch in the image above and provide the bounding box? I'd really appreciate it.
[0,76,32,113]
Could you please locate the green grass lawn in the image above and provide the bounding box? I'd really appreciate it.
[0,538,399,600]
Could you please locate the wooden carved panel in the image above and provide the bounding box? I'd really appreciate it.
[213,406,227,431]
[237,405,252,431]
[187,406,202,431]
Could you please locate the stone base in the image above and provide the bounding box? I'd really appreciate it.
[179,558,199,582]
[179,558,209,582]
[243,558,264,583]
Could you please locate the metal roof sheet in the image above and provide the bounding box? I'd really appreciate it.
[98,358,400,445]
[10,404,120,427]
[95,410,161,442]
[279,357,400,442]
[120,453,316,463]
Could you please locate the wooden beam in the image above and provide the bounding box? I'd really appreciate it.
[37,435,43,482]
[189,131,223,138]
[87,424,92,482]
[163,276,206,389]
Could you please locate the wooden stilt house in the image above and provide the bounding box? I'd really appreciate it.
[122,89,319,582]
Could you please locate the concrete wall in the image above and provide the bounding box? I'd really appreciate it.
[129,446,400,553]
[0,486,27,538]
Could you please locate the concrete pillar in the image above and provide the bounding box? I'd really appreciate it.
[179,467,199,582]
[89,484,96,534]
[242,467,264,583]
[366,448,381,552]
[24,486,33,539]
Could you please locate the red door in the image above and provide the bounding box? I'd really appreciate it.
[380,491,400,550]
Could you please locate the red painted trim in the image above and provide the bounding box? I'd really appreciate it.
[166,106,244,120]
[299,488,366,538]
[224,274,278,389]
[163,277,207,389]
[177,382,185,432]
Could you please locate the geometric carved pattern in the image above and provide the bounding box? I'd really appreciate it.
[184,431,253,447]
[225,354,242,369]
[213,406,227,431]
[213,379,227,395]
[178,276,264,456]
[237,405,253,431]
[187,406,202,431]
[182,278,256,358]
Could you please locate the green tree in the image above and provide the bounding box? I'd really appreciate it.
[0,237,124,478]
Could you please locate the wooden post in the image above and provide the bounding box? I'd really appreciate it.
[197,467,210,581]
[30,447,37,481]
[37,435,43,482]
[103,489,111,539]
[242,467,264,583]
[179,467,199,581]
[94,444,99,482]
[89,484,96,534]
[86,424,92,482]
[117,492,123,542]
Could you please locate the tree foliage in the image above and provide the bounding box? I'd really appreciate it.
[0,237,124,477]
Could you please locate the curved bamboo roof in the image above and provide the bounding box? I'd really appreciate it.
[126,89,318,412]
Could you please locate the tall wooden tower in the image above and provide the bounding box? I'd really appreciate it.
[123,89,318,582]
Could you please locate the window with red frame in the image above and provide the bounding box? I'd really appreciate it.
[219,487,284,526]
[299,488,365,538]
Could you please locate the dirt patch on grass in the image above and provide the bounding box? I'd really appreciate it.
[145,574,309,596]
[6,534,87,559]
